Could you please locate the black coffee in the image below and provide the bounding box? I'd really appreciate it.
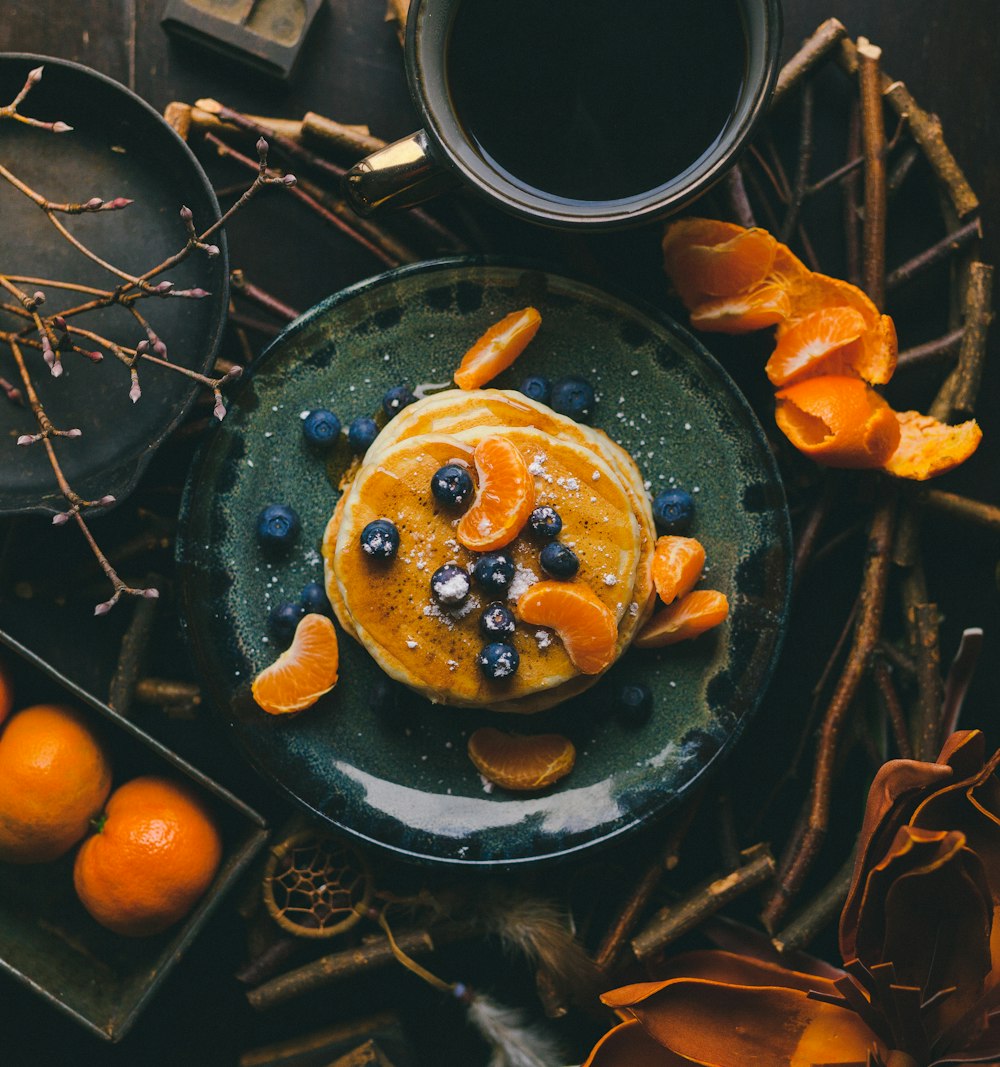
[446,0,747,203]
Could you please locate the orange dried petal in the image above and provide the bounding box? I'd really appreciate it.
[774,375,901,469]
[882,410,982,480]
[517,581,618,674]
[467,727,575,791]
[634,589,729,648]
[456,435,535,551]
[453,307,542,390]
[651,536,705,605]
[251,614,339,715]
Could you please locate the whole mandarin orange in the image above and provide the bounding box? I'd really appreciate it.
[73,776,222,937]
[0,703,112,864]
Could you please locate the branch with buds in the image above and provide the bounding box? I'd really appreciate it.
[0,66,284,614]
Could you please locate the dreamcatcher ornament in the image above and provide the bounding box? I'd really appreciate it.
[258,828,586,1067]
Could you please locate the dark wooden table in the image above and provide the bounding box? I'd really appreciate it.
[2,2,999,1064]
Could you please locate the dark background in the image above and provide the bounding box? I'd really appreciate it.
[1,1,999,1064]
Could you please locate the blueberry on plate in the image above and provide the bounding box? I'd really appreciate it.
[431,563,471,606]
[302,408,341,449]
[652,488,694,533]
[550,377,595,422]
[520,375,551,405]
[480,601,516,638]
[360,518,400,560]
[382,384,416,419]
[616,682,653,724]
[430,464,474,508]
[477,642,520,680]
[347,415,379,455]
[528,505,562,538]
[539,541,579,579]
[268,600,304,645]
[256,503,300,548]
[300,581,330,615]
[472,552,515,592]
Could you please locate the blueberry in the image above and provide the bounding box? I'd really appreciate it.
[477,642,520,680]
[302,408,341,449]
[472,552,515,592]
[430,464,474,508]
[520,375,551,405]
[360,518,400,560]
[347,415,379,455]
[539,541,579,579]
[300,581,330,615]
[480,601,516,639]
[550,377,595,422]
[256,503,300,548]
[528,506,562,538]
[268,600,304,645]
[617,683,653,725]
[382,384,415,419]
[431,563,471,606]
[652,488,694,533]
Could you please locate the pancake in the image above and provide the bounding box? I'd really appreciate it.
[368,388,659,632]
[332,426,641,709]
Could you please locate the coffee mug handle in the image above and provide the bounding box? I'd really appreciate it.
[342,130,460,216]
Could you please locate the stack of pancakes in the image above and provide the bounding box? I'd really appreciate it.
[323,388,656,713]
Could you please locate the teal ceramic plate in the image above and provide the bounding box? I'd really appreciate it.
[177,258,791,867]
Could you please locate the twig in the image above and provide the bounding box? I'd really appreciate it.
[302,112,386,157]
[762,495,895,930]
[779,82,814,243]
[723,164,756,228]
[839,39,979,217]
[844,103,862,287]
[107,579,161,716]
[770,18,848,111]
[913,488,1000,532]
[911,603,944,761]
[592,792,703,973]
[895,327,964,370]
[771,844,857,955]
[229,270,300,322]
[886,143,921,196]
[631,845,775,960]
[134,677,202,709]
[872,655,913,759]
[858,38,887,309]
[940,628,984,737]
[792,475,837,588]
[945,261,994,418]
[885,217,982,291]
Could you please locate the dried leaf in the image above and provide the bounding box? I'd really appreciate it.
[581,1018,689,1067]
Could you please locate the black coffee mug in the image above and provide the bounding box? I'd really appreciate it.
[345,0,782,230]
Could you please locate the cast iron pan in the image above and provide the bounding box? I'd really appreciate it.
[0,54,227,516]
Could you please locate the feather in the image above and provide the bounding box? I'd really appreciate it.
[483,890,604,1012]
[466,990,567,1067]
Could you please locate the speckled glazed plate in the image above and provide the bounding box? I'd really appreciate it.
[177,258,791,867]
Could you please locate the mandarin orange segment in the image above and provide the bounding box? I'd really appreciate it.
[453,307,542,390]
[634,589,729,648]
[766,306,869,387]
[252,613,339,715]
[881,411,983,480]
[456,435,535,551]
[689,282,792,333]
[651,535,706,605]
[670,228,777,299]
[774,375,901,469]
[467,727,576,791]
[516,581,618,675]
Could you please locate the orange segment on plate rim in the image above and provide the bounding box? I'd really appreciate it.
[516,580,618,675]
[456,435,535,551]
[651,535,706,605]
[252,613,340,715]
[453,306,542,390]
[774,374,901,469]
[467,727,576,792]
[634,589,730,648]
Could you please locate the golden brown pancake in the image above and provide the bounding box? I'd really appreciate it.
[332,426,641,709]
